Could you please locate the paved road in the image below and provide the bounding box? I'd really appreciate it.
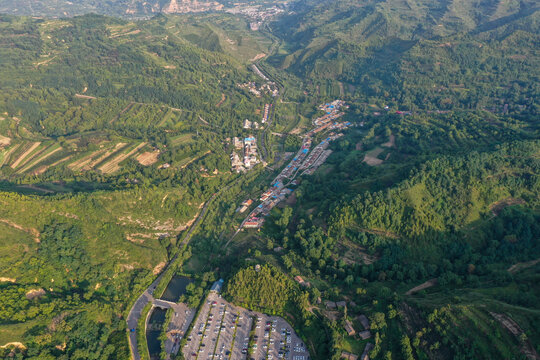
[127,181,237,360]
[126,275,163,360]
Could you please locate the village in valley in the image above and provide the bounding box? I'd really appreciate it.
[239,99,353,229]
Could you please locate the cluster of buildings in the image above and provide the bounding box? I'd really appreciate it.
[240,100,353,229]
[236,199,253,214]
[243,119,261,130]
[318,99,348,116]
[313,100,347,126]
[226,5,285,31]
[299,137,335,176]
[261,103,271,123]
[238,82,279,97]
[231,136,260,173]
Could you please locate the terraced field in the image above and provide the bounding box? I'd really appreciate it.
[0,139,151,176]
[98,142,147,173]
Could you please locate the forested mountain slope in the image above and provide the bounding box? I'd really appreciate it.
[269,0,539,113]
[0,2,538,360]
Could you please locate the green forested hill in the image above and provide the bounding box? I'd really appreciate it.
[0,2,538,360]
[269,0,539,113]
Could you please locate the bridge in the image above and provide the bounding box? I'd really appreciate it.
[153,298,176,309]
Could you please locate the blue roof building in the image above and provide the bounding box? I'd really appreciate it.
[210,279,224,293]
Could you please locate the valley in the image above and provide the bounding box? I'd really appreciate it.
[0,1,539,360]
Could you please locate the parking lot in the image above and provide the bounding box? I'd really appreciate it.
[183,292,310,360]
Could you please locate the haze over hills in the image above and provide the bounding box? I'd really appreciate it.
[0,0,286,17]
[0,1,538,360]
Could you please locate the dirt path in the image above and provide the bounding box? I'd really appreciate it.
[110,102,135,124]
[19,184,54,194]
[0,342,26,350]
[0,219,40,243]
[508,257,540,274]
[216,93,226,107]
[11,142,41,169]
[490,312,540,360]
[74,94,97,100]
[405,278,437,295]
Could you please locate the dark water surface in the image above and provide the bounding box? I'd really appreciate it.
[147,275,193,358]
[160,275,193,302]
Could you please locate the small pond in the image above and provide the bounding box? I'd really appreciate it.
[146,275,194,359]
[146,307,166,360]
[160,275,193,302]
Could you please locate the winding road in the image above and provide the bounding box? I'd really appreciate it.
[126,183,235,360]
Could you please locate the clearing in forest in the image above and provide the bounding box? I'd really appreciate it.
[405,278,437,295]
[363,147,384,166]
[10,142,41,169]
[382,134,396,148]
[99,142,146,173]
[179,150,211,169]
[490,197,526,216]
[0,219,40,243]
[0,135,11,147]
[136,150,160,166]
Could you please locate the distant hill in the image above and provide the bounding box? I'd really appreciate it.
[0,0,287,17]
[267,0,539,113]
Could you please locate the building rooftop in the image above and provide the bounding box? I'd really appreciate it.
[210,279,224,293]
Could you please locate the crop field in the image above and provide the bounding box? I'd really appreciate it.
[0,136,156,176]
[10,142,41,169]
[169,133,196,147]
[17,143,63,174]
[98,142,147,173]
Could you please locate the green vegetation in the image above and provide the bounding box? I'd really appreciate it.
[0,1,538,359]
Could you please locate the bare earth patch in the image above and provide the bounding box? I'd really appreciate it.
[363,147,384,166]
[0,134,11,147]
[337,240,378,265]
[249,53,266,62]
[490,197,526,216]
[125,233,154,243]
[406,278,437,295]
[508,257,540,274]
[153,261,166,275]
[0,277,15,283]
[74,94,96,100]
[0,342,26,350]
[99,142,146,173]
[136,150,160,166]
[26,288,46,300]
[382,134,396,148]
[490,312,540,360]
